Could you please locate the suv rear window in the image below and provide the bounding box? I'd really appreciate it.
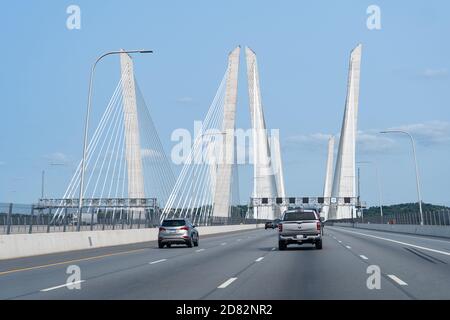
[162,220,186,227]
[283,211,317,221]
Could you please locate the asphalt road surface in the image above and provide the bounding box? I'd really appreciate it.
[1,226,450,300]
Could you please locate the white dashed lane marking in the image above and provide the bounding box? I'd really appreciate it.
[218,277,237,289]
[149,259,167,265]
[388,275,408,286]
[41,280,85,292]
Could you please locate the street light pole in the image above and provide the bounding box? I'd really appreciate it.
[41,163,65,201]
[77,49,153,231]
[375,162,384,220]
[357,161,384,220]
[380,130,424,225]
[41,170,45,199]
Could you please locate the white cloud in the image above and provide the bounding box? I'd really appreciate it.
[392,121,450,146]
[284,121,450,155]
[281,133,332,153]
[357,130,396,154]
[44,152,69,164]
[285,133,332,148]
[421,68,448,78]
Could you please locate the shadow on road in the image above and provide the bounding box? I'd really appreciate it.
[281,246,317,251]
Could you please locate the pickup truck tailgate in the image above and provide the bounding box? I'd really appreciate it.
[281,221,318,236]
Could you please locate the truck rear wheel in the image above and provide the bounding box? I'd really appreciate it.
[279,241,287,251]
[315,240,323,250]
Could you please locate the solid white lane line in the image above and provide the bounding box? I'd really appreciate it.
[388,275,408,286]
[346,246,352,249]
[221,243,227,246]
[237,239,242,242]
[334,228,450,257]
[196,249,205,253]
[338,241,342,243]
[339,227,450,244]
[255,257,264,262]
[272,247,276,251]
[218,277,237,289]
[360,255,369,260]
[149,259,167,265]
[41,280,85,292]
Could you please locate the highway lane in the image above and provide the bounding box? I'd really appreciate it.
[325,226,450,299]
[0,226,449,299]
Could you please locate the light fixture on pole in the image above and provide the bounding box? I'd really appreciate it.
[77,49,153,231]
[380,130,424,225]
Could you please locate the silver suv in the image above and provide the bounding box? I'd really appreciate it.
[158,219,199,248]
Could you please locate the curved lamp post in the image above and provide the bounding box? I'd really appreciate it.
[77,50,153,231]
[380,130,424,226]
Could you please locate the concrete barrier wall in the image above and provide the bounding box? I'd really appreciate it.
[331,223,450,239]
[0,224,263,260]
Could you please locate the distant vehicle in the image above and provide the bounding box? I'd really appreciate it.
[158,219,199,249]
[265,218,282,230]
[278,209,323,250]
[265,221,274,229]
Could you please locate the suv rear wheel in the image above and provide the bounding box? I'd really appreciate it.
[187,237,193,248]
[194,235,199,247]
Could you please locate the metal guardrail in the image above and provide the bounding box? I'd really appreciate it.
[328,209,450,226]
[0,202,269,235]
[37,198,157,208]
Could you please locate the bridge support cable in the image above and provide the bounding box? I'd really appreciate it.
[162,70,228,224]
[171,78,225,222]
[59,79,123,203]
[51,61,174,223]
[135,81,176,209]
[52,79,124,221]
[167,72,225,209]
[162,72,226,219]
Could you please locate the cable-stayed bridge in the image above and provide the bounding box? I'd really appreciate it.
[42,44,367,227]
[47,47,287,227]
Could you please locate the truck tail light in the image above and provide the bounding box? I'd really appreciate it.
[317,222,321,231]
[278,224,283,232]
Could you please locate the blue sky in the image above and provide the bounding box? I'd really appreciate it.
[0,1,449,207]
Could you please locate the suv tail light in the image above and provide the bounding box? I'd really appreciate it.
[159,227,166,232]
[180,226,189,231]
[278,224,283,232]
[317,222,321,231]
